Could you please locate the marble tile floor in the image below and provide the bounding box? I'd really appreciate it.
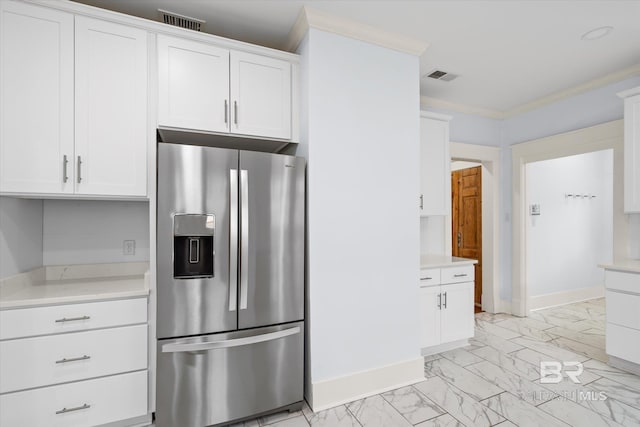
[235,298,640,427]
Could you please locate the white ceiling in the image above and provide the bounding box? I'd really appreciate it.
[72,0,640,116]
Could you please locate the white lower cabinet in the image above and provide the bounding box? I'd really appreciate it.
[605,269,640,366]
[0,297,148,426]
[419,265,474,352]
[0,370,147,427]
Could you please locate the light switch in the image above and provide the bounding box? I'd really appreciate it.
[529,204,541,216]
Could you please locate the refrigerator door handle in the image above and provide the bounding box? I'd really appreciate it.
[161,326,300,353]
[239,169,249,310]
[229,169,238,312]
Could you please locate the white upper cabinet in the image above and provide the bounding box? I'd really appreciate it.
[157,35,230,133]
[75,17,148,197]
[0,2,148,198]
[231,51,291,140]
[0,1,74,194]
[420,112,452,216]
[157,35,293,141]
[618,87,640,213]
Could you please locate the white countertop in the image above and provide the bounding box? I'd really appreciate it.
[599,259,640,274]
[0,262,149,309]
[421,254,478,269]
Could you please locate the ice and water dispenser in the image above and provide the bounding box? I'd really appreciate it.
[173,214,215,279]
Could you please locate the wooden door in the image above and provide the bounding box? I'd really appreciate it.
[452,166,482,309]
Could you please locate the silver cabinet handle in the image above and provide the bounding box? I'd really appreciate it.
[162,326,300,353]
[420,194,424,210]
[239,169,249,310]
[55,316,90,323]
[63,155,69,183]
[229,169,238,312]
[443,291,447,309]
[77,156,82,183]
[234,100,238,125]
[56,355,90,364]
[420,277,433,281]
[454,274,467,277]
[224,99,228,124]
[56,403,90,415]
[437,293,441,309]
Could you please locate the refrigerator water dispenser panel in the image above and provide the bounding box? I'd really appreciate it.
[173,214,215,279]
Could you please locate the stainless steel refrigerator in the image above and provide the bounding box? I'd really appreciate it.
[156,143,305,427]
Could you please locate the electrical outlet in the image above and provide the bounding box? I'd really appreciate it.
[123,240,136,256]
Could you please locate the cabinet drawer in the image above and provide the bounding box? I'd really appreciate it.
[606,323,640,365]
[0,298,147,340]
[441,265,474,284]
[0,370,147,427]
[419,268,441,286]
[0,324,147,393]
[605,270,640,293]
[606,290,640,330]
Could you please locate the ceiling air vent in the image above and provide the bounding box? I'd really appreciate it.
[158,9,205,32]
[425,70,459,82]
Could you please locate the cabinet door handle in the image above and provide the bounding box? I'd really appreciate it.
[77,156,82,183]
[224,99,228,124]
[443,291,447,309]
[420,194,424,210]
[234,101,238,125]
[437,293,441,309]
[56,403,90,415]
[63,155,69,183]
[55,316,90,323]
[56,355,90,364]
[454,274,467,278]
[420,277,432,281]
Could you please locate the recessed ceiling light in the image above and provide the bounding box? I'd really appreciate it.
[581,26,614,41]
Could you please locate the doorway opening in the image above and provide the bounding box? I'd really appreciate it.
[511,120,625,317]
[451,162,483,313]
[449,142,501,314]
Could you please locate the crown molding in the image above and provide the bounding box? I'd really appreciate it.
[503,63,640,118]
[420,96,505,120]
[422,63,640,120]
[286,6,429,56]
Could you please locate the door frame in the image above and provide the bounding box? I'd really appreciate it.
[511,120,625,317]
[450,142,500,313]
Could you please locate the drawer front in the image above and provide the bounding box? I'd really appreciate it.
[0,370,147,427]
[605,270,640,293]
[606,323,640,365]
[0,298,147,340]
[606,290,640,330]
[441,265,475,284]
[419,268,441,287]
[0,325,147,393]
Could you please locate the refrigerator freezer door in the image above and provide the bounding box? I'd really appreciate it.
[238,151,305,329]
[156,321,304,427]
[157,144,239,338]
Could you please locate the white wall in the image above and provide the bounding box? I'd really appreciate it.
[300,28,421,398]
[526,150,613,298]
[43,200,149,265]
[0,197,43,278]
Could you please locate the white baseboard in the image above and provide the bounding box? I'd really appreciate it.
[421,339,469,356]
[529,286,604,311]
[608,356,640,376]
[308,357,424,412]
